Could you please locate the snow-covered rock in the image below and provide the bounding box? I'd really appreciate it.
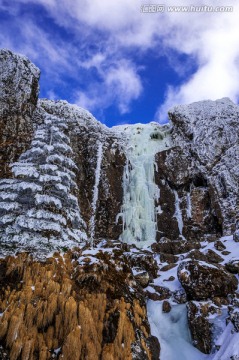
[178,260,238,300]
[168,98,239,235]
[187,300,224,354]
[0,49,40,178]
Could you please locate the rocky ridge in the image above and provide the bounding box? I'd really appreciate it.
[0,49,239,360]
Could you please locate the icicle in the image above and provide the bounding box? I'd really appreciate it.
[186,187,192,219]
[89,141,103,244]
[173,190,184,235]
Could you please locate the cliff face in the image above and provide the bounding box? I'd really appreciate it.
[0,50,40,178]
[0,50,238,255]
[168,99,239,236]
[0,49,239,360]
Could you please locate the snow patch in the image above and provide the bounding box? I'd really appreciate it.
[147,301,207,360]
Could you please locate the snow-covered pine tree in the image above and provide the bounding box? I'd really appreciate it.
[0,114,87,254]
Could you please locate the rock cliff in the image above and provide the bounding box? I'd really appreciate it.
[0,49,239,360]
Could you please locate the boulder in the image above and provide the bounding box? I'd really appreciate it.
[146,285,172,301]
[152,238,200,255]
[225,259,239,274]
[234,230,239,243]
[162,300,171,313]
[178,260,238,300]
[187,301,221,353]
[134,271,150,288]
[186,249,208,262]
[214,240,226,251]
[205,249,223,264]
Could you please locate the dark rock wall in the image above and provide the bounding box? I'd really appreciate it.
[155,148,223,241]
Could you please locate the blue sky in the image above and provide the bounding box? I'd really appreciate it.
[0,0,239,127]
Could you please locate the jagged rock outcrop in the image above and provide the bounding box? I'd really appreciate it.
[0,240,160,360]
[0,50,40,178]
[0,50,127,255]
[187,301,222,354]
[38,99,125,241]
[178,260,238,300]
[0,112,88,255]
[157,98,239,239]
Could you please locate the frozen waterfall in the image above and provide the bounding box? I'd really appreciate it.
[116,123,172,247]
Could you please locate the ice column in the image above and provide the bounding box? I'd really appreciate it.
[89,141,103,242]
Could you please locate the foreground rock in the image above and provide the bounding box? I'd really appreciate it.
[187,301,222,354]
[178,260,238,300]
[0,241,160,360]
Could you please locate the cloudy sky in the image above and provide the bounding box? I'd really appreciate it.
[0,0,238,126]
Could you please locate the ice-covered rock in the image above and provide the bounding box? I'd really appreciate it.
[0,49,40,178]
[168,98,239,236]
[1,49,239,254]
[39,99,126,242]
[0,113,88,254]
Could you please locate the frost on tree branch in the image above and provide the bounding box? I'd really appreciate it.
[0,114,87,255]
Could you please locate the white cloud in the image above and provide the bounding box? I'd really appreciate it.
[154,1,239,122]
[105,63,142,113]
[75,60,142,114]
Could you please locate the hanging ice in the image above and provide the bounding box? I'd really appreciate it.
[186,189,192,219]
[89,141,103,242]
[174,190,184,235]
[116,123,172,247]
